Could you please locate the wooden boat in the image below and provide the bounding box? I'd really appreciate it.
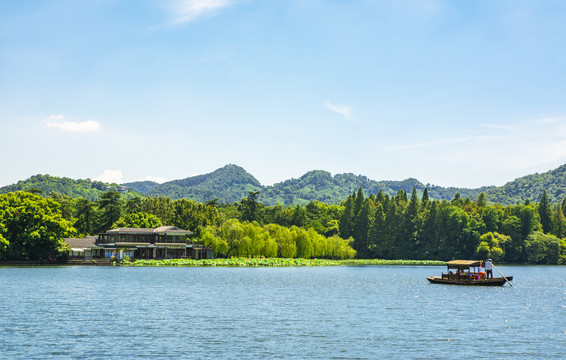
[427,260,513,286]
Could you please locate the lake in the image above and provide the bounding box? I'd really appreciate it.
[1,265,564,359]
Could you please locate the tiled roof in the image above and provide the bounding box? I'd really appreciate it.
[64,236,97,249]
[103,226,193,235]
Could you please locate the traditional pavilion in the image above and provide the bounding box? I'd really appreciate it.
[65,226,214,261]
[97,226,214,260]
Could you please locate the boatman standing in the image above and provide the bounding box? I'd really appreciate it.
[485,258,493,279]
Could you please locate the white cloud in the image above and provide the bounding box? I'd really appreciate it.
[171,0,235,23]
[95,170,123,184]
[324,101,359,122]
[46,114,101,133]
[144,176,168,184]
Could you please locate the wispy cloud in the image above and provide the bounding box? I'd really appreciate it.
[46,115,101,133]
[324,101,359,122]
[536,115,566,124]
[95,170,123,184]
[171,0,235,23]
[388,115,566,186]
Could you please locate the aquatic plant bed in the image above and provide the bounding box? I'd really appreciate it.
[341,259,444,266]
[123,258,444,267]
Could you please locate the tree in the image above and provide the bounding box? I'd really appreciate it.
[172,199,222,236]
[550,205,566,238]
[353,187,364,218]
[482,206,503,233]
[525,231,561,264]
[339,196,354,239]
[368,202,386,258]
[74,198,97,235]
[97,191,124,232]
[239,191,262,223]
[141,196,175,225]
[0,192,75,261]
[125,197,143,214]
[200,226,229,256]
[291,205,307,227]
[451,193,464,207]
[418,200,439,259]
[112,212,162,229]
[475,232,507,262]
[395,187,419,259]
[48,192,74,220]
[352,199,370,258]
[421,187,429,204]
[477,192,487,208]
[538,190,552,233]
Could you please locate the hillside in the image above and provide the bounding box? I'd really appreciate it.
[482,164,566,204]
[0,174,138,201]
[126,164,264,204]
[3,163,566,205]
[260,170,428,205]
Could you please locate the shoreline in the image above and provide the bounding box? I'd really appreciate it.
[0,258,445,267]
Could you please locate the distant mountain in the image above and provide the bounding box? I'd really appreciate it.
[4,163,566,205]
[125,164,264,204]
[126,164,566,205]
[123,180,160,194]
[260,170,427,205]
[482,164,566,204]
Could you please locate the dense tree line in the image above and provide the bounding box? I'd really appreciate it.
[2,187,566,263]
[336,188,566,264]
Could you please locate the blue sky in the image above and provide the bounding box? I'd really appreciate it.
[1,0,566,189]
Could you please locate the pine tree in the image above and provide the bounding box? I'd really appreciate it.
[394,189,408,206]
[98,191,124,231]
[396,187,420,259]
[550,204,566,238]
[353,187,364,218]
[74,198,96,235]
[368,202,386,258]
[421,187,429,205]
[339,196,354,239]
[376,189,386,205]
[384,200,399,259]
[418,200,438,259]
[477,192,487,208]
[353,200,370,258]
[538,190,552,233]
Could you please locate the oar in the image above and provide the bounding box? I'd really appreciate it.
[492,263,513,286]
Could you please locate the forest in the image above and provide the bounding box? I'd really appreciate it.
[1,187,565,264]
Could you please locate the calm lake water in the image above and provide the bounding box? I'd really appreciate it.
[1,265,564,359]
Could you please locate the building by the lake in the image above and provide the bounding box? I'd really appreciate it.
[64,226,214,261]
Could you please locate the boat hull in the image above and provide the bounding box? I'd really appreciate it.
[427,276,513,286]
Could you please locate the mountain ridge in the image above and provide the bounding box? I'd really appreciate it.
[2,164,565,205]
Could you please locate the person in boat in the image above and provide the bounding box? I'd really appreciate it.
[485,258,493,279]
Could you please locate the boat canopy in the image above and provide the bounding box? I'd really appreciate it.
[445,260,482,269]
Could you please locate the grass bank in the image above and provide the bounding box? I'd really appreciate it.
[123,258,444,267]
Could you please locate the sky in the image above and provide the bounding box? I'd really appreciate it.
[1,0,566,189]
